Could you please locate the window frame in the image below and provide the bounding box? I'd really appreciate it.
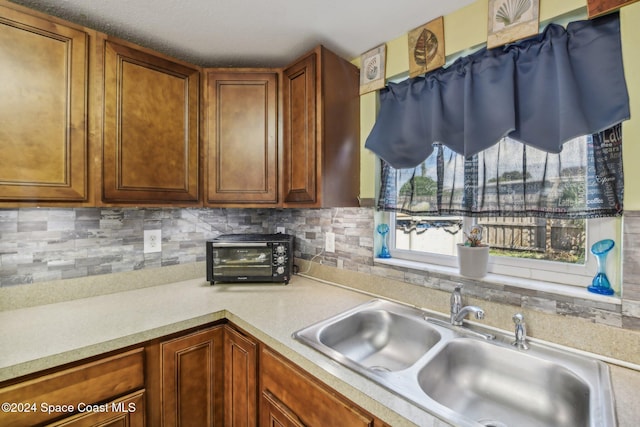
[385,212,622,290]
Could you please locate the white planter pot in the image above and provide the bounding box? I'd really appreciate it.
[457,244,489,278]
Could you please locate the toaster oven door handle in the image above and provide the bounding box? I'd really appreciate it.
[211,242,269,247]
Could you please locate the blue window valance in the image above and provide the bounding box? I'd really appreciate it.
[365,12,630,169]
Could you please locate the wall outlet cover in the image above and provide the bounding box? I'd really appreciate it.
[325,232,335,253]
[144,229,162,253]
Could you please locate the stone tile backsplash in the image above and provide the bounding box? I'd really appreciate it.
[0,208,269,286]
[1,207,639,332]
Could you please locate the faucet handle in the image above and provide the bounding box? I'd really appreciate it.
[512,313,529,350]
[451,285,462,306]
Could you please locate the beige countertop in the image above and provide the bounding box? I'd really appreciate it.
[1,274,638,426]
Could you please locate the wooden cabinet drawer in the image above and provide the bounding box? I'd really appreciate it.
[46,389,145,427]
[0,348,144,427]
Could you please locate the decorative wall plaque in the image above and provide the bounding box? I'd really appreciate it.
[487,0,539,49]
[359,44,386,95]
[408,16,445,78]
[587,0,640,18]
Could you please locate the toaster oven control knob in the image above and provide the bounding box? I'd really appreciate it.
[276,256,285,265]
[275,245,286,254]
[276,266,285,275]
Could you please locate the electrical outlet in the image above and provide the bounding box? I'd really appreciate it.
[325,232,335,253]
[276,226,286,234]
[144,229,162,253]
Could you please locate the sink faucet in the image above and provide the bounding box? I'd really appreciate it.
[511,313,530,350]
[450,286,485,326]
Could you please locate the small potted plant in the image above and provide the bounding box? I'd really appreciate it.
[457,225,490,278]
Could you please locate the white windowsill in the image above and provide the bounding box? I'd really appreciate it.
[374,257,622,304]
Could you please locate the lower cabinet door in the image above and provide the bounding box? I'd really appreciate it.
[46,390,145,427]
[260,347,375,427]
[224,326,257,427]
[161,326,224,427]
[260,390,305,427]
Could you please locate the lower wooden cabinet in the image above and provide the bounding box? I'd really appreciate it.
[224,326,257,427]
[148,323,258,427]
[0,322,389,427]
[0,348,145,427]
[260,390,306,427]
[260,346,377,427]
[157,326,224,427]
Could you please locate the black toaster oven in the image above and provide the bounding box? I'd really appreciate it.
[206,234,294,284]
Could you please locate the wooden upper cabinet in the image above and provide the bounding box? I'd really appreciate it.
[282,45,360,208]
[101,38,200,204]
[204,69,278,206]
[282,54,316,205]
[0,4,89,203]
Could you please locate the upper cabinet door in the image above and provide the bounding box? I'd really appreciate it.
[0,5,89,203]
[282,52,317,205]
[204,70,279,206]
[282,46,360,208]
[102,39,200,204]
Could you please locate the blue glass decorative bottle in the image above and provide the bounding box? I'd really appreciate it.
[588,239,615,296]
[376,224,391,258]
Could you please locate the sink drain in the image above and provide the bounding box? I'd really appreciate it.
[478,419,508,427]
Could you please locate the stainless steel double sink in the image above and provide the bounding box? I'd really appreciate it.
[293,299,616,427]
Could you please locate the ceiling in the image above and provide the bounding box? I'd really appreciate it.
[9,0,476,67]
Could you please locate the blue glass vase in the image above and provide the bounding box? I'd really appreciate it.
[588,239,615,296]
[376,224,391,258]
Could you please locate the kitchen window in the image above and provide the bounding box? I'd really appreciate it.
[377,132,624,290]
[367,13,628,294]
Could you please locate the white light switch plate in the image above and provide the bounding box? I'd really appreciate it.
[144,229,162,253]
